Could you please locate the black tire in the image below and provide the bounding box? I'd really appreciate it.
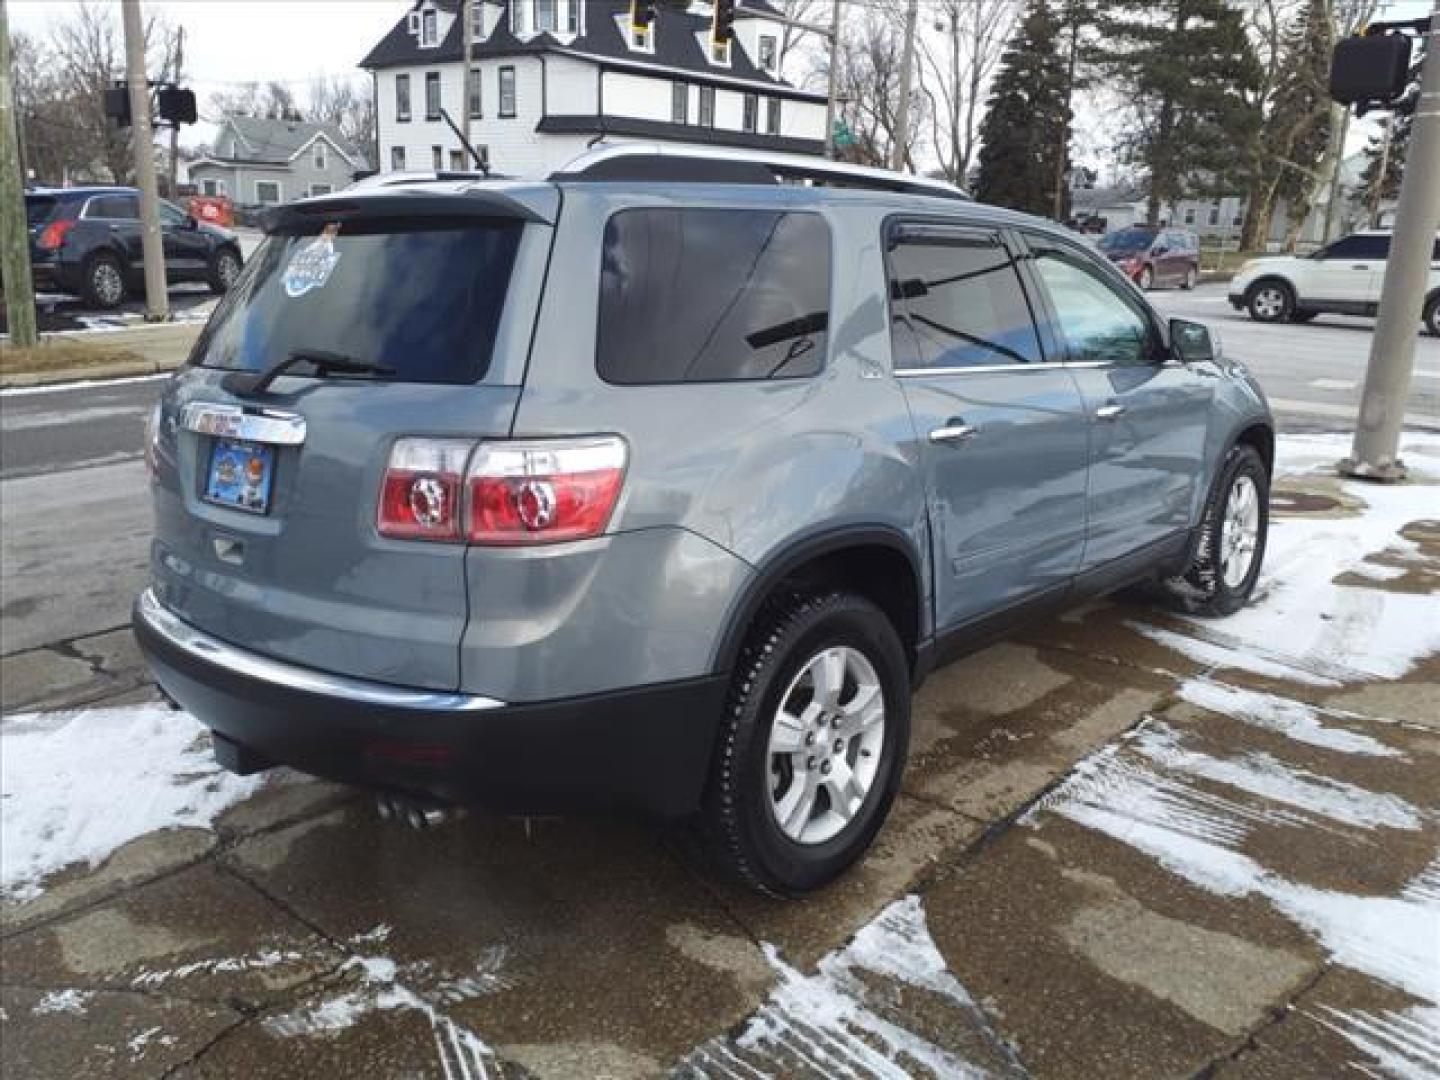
[1424,294,1440,337]
[1290,310,1319,324]
[208,247,242,295]
[1137,265,1155,291]
[701,591,910,897]
[1181,266,1198,290]
[1246,280,1293,323]
[1165,444,1269,617]
[82,252,127,309]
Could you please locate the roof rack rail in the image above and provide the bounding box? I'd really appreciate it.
[549,144,970,202]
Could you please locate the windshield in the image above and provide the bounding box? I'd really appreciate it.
[191,217,523,385]
[25,196,57,228]
[1097,228,1156,255]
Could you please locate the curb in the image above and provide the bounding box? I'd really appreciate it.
[0,356,182,390]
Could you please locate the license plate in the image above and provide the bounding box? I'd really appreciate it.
[204,439,276,515]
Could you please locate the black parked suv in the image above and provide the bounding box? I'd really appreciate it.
[24,187,244,309]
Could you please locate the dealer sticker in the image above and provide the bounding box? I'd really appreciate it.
[282,223,342,298]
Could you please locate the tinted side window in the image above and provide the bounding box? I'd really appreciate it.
[85,195,138,220]
[1032,243,1154,367]
[887,232,1041,370]
[1326,235,1390,260]
[597,209,830,384]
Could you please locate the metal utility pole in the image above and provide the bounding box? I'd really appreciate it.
[823,0,840,158]
[168,24,183,197]
[890,0,919,172]
[121,0,168,321]
[1,0,37,348]
[461,0,473,155]
[1340,2,1440,481]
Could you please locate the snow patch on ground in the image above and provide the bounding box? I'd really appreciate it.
[1043,734,1440,1004]
[131,948,306,989]
[264,953,503,1080]
[684,896,1010,1078]
[1177,678,1403,758]
[1131,721,1422,831]
[127,1025,177,1060]
[32,989,91,1015]
[0,704,266,901]
[1309,1004,1440,1080]
[1141,433,1440,684]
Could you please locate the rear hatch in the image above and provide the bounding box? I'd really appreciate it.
[149,187,556,690]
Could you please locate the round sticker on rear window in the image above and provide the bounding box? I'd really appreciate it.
[283,224,342,298]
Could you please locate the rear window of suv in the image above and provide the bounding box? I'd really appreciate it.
[192,217,522,385]
[597,208,831,384]
[25,196,57,227]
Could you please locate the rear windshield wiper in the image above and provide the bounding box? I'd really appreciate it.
[222,349,396,398]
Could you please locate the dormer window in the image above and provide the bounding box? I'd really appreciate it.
[536,0,557,33]
[710,38,731,65]
[759,34,777,72]
[631,23,653,51]
[421,7,438,46]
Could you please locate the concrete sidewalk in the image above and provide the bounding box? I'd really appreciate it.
[2,433,1437,1079]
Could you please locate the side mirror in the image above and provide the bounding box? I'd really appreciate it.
[1170,318,1218,364]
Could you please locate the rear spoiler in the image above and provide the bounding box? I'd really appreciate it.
[262,188,553,233]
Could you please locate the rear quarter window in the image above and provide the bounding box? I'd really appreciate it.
[596,208,831,384]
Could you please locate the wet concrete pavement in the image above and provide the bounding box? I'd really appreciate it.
[2,437,1438,1079]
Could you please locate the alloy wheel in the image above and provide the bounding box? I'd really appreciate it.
[1220,475,1261,589]
[766,645,885,846]
[1252,287,1285,320]
[93,262,123,306]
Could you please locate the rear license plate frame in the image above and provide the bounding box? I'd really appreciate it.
[203,438,277,515]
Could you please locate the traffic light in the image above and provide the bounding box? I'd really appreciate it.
[1330,33,1412,108]
[157,85,198,126]
[104,84,131,128]
[712,0,735,44]
[629,0,657,31]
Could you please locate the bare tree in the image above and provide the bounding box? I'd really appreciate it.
[917,0,1015,185]
[205,80,302,123]
[309,75,377,160]
[818,7,927,169]
[43,1,179,183]
[771,0,826,74]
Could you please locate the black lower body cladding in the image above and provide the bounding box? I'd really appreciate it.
[134,595,727,818]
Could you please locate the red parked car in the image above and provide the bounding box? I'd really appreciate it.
[1098,227,1201,290]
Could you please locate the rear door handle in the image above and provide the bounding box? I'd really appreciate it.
[929,422,977,445]
[1351,264,1369,270]
[1095,404,1126,421]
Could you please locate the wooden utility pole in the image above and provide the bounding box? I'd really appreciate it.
[1,0,38,348]
[890,0,918,171]
[121,0,168,320]
[1369,113,1393,227]
[168,24,183,197]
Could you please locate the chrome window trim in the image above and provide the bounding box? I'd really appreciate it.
[137,590,506,712]
[181,402,307,446]
[893,359,1129,377]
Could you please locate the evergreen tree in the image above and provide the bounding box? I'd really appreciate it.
[973,0,1070,217]
[1095,0,1262,227]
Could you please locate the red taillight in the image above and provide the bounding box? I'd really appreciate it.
[38,219,74,251]
[465,437,628,545]
[377,438,474,541]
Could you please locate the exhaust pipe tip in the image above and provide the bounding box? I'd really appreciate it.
[376,795,396,822]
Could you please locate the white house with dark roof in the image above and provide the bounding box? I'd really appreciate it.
[189,116,367,206]
[361,0,828,178]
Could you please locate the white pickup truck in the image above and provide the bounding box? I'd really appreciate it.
[1228,230,1440,334]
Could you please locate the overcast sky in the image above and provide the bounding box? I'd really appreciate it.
[7,0,1425,164]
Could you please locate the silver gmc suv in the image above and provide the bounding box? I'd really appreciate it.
[135,146,1274,896]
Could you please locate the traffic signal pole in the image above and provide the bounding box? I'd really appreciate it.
[121,0,168,322]
[823,0,840,157]
[890,0,918,171]
[1339,0,1440,481]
